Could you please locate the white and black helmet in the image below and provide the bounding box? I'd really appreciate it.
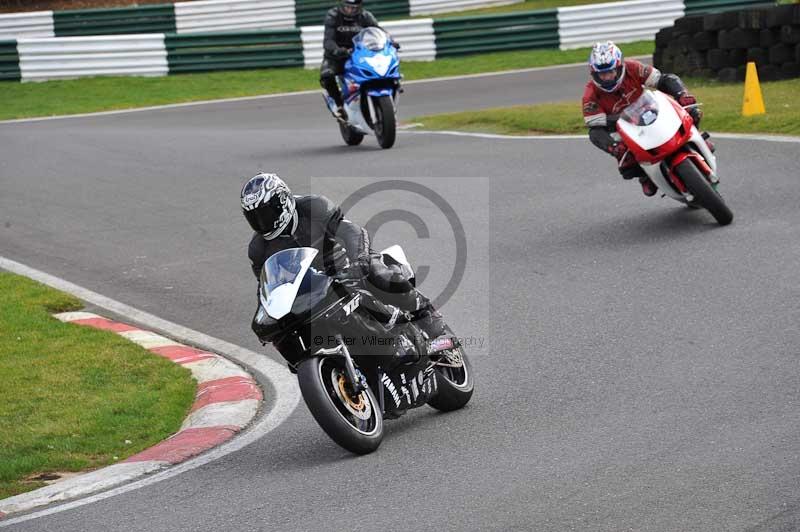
[241,173,298,240]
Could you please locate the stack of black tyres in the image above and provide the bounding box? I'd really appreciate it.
[653,3,800,82]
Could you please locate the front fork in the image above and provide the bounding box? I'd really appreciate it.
[315,334,366,393]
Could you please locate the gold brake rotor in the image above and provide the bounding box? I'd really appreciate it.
[337,374,366,411]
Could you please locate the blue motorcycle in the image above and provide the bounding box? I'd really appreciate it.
[324,27,402,149]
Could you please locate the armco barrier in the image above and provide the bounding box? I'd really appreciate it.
[174,0,295,33]
[433,10,559,56]
[301,18,436,67]
[0,0,524,39]
[409,0,521,16]
[684,0,772,16]
[53,5,176,37]
[294,0,410,27]
[17,34,168,81]
[0,40,20,81]
[0,11,54,40]
[558,0,685,50]
[165,28,303,72]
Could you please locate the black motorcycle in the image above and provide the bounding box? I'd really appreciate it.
[252,246,473,454]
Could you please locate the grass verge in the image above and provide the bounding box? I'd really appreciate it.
[0,272,196,499]
[0,41,653,120]
[411,77,800,136]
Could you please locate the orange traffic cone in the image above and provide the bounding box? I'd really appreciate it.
[742,62,766,116]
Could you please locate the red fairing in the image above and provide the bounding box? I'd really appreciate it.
[668,151,713,193]
[617,94,695,165]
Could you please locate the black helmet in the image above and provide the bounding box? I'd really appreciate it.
[241,173,297,240]
[340,0,362,19]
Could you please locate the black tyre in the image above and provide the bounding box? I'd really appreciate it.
[339,122,364,146]
[760,29,778,48]
[707,49,729,70]
[769,43,794,64]
[675,159,733,226]
[746,47,769,65]
[372,95,396,149]
[427,342,474,412]
[297,356,383,454]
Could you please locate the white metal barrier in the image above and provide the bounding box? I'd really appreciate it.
[557,0,685,49]
[174,0,296,33]
[17,34,168,82]
[0,11,54,40]
[409,0,522,16]
[301,19,436,68]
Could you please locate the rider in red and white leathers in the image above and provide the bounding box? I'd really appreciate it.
[582,41,703,197]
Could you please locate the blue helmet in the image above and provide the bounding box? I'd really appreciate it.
[589,41,625,92]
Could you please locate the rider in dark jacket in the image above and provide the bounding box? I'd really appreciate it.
[320,0,380,120]
[241,173,446,341]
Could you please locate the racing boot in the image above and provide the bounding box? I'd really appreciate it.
[639,176,658,197]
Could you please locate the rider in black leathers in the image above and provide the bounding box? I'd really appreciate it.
[319,0,380,120]
[241,173,446,344]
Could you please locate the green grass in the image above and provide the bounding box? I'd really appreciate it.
[411,77,800,136]
[0,272,196,499]
[0,41,653,120]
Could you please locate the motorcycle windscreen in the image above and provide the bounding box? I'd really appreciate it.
[261,247,318,319]
[354,27,387,51]
[618,91,682,151]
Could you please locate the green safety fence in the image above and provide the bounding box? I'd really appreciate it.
[433,10,559,57]
[683,0,774,16]
[165,29,304,73]
[294,0,411,27]
[53,4,176,37]
[0,40,20,82]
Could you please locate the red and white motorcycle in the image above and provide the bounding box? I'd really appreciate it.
[616,90,733,226]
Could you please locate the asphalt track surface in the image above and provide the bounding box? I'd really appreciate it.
[2,62,800,532]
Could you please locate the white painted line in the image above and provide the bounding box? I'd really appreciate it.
[181,400,260,430]
[182,356,252,384]
[400,129,800,143]
[0,255,301,527]
[0,58,648,125]
[53,311,102,322]
[0,462,168,516]
[118,329,180,349]
[401,129,588,140]
[710,132,800,144]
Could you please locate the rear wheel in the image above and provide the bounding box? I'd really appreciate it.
[675,159,733,225]
[297,357,383,454]
[339,122,364,146]
[373,95,396,149]
[427,343,474,412]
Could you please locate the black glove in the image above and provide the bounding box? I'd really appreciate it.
[332,47,351,59]
[334,265,366,282]
[392,41,401,50]
[678,94,702,125]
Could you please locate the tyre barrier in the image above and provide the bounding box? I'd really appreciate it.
[654,3,800,82]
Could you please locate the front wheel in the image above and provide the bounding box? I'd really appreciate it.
[297,357,383,454]
[372,95,396,149]
[427,343,474,412]
[675,159,733,226]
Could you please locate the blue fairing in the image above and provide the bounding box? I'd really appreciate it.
[342,34,401,101]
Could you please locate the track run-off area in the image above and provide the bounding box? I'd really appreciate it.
[1,62,799,531]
